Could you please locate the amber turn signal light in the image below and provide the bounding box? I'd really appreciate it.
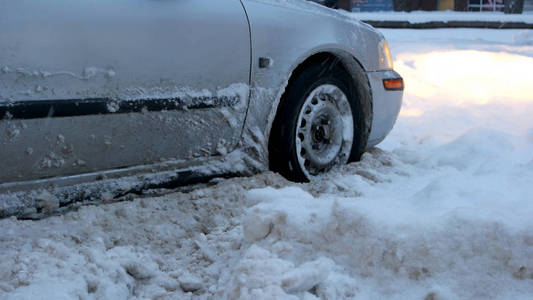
[383,78,404,91]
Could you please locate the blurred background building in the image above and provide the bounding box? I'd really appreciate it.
[524,0,533,10]
[313,0,530,12]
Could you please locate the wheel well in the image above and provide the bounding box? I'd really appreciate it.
[287,52,353,90]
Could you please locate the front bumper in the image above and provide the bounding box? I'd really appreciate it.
[366,70,403,148]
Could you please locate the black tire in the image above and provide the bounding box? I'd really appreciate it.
[269,58,371,182]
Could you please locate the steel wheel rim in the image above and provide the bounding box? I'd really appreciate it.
[295,84,354,178]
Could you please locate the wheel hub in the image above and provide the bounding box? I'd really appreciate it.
[295,84,354,177]
[312,117,331,146]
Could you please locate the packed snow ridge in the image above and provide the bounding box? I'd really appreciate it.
[351,11,533,24]
[1,29,533,300]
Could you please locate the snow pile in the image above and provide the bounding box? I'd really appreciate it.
[228,142,533,299]
[0,178,249,299]
[1,235,171,299]
[0,173,299,299]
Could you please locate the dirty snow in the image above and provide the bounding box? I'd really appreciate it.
[1,29,533,299]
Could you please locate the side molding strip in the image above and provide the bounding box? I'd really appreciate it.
[0,96,240,120]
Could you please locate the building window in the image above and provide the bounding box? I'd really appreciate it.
[468,0,505,11]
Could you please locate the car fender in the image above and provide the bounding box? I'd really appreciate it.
[240,0,380,163]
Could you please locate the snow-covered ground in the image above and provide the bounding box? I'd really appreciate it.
[1,29,533,299]
[352,10,533,23]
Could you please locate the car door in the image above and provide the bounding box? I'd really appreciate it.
[0,0,251,184]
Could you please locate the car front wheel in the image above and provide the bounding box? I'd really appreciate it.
[269,59,370,182]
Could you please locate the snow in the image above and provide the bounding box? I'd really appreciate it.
[351,11,533,24]
[1,28,533,299]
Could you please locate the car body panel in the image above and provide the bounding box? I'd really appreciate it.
[0,0,250,184]
[366,70,403,147]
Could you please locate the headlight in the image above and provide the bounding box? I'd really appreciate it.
[378,40,394,70]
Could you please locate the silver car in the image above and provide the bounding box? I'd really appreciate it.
[0,0,402,215]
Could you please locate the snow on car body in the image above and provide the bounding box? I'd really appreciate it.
[0,0,402,217]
